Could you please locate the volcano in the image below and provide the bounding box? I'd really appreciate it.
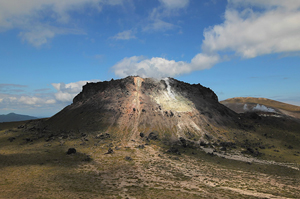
[44,76,238,143]
[2,76,300,199]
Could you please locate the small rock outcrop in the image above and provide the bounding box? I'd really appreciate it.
[67,148,76,155]
[105,148,114,154]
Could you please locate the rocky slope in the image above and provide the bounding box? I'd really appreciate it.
[43,76,238,143]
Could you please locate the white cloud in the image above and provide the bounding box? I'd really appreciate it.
[229,0,300,11]
[159,0,189,9]
[52,80,99,102]
[143,19,175,32]
[113,53,219,78]
[113,1,300,78]
[142,0,189,33]
[0,79,100,116]
[18,96,56,105]
[0,93,58,116]
[112,30,136,40]
[0,80,99,108]
[0,93,56,107]
[9,97,17,101]
[19,27,56,47]
[202,1,300,58]
[45,99,56,104]
[0,0,125,46]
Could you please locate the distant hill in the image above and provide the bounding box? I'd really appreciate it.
[220,97,300,119]
[0,113,38,123]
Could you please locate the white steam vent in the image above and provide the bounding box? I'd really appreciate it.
[253,104,275,113]
[243,104,249,111]
[163,78,175,99]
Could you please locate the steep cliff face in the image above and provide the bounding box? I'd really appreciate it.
[44,76,238,143]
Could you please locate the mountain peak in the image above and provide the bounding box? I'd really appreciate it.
[44,76,237,143]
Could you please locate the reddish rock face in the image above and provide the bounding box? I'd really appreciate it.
[43,76,238,142]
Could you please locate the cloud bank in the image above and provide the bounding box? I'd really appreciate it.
[0,80,99,116]
[113,0,300,78]
[112,30,136,40]
[159,0,189,10]
[113,54,220,78]
[0,0,125,47]
[52,80,99,102]
[203,0,300,58]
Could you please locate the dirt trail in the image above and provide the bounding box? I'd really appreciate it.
[201,147,300,171]
[131,77,144,139]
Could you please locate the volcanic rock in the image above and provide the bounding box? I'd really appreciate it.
[147,131,159,140]
[105,148,114,154]
[95,133,110,139]
[42,76,239,145]
[66,148,76,155]
[8,137,15,142]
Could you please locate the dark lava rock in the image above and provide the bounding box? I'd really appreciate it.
[245,112,261,120]
[220,142,236,149]
[179,137,187,147]
[107,143,114,147]
[179,137,196,148]
[140,132,144,138]
[45,134,54,142]
[67,148,76,155]
[80,142,87,146]
[83,155,92,162]
[259,145,266,149]
[247,147,255,154]
[137,145,145,149]
[200,141,207,146]
[208,152,214,156]
[125,156,132,161]
[24,138,33,143]
[167,147,181,155]
[220,147,227,151]
[8,137,15,142]
[204,134,212,140]
[148,131,159,140]
[95,133,110,139]
[242,147,262,157]
[105,148,114,154]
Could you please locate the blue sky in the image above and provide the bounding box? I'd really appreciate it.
[0,0,300,117]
